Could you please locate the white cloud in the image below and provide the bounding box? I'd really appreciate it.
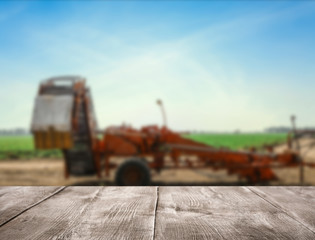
[85,43,277,131]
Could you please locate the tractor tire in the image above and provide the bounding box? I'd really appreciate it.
[115,159,151,186]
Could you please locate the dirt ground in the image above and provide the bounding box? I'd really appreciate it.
[0,137,314,186]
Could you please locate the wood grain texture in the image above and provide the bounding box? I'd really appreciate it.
[248,186,315,233]
[155,187,315,240]
[0,186,314,240]
[0,186,63,226]
[0,187,157,240]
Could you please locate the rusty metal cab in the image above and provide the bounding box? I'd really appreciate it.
[31,76,98,176]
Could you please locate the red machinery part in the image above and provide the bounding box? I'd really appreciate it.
[93,125,301,184]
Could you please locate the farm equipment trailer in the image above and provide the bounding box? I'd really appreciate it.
[31,76,314,185]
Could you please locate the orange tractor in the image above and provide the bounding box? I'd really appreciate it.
[31,76,313,185]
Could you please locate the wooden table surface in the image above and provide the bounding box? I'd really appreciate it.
[0,186,314,239]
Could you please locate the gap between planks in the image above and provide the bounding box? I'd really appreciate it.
[246,187,315,235]
[153,186,159,240]
[0,186,67,228]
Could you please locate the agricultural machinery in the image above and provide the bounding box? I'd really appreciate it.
[31,76,315,185]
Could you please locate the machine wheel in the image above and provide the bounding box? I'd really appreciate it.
[115,159,151,186]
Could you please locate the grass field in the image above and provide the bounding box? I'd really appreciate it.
[0,136,34,151]
[0,133,288,160]
[0,135,62,160]
[183,133,288,150]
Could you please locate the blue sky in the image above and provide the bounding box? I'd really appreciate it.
[0,1,315,131]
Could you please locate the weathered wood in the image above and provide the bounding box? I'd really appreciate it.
[155,187,315,240]
[0,186,314,240]
[248,186,315,233]
[0,186,63,226]
[0,187,157,240]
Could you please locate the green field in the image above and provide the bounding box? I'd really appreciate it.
[183,133,288,150]
[0,136,34,151]
[0,135,62,160]
[0,133,288,160]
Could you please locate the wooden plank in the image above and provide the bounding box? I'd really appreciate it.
[0,186,63,226]
[248,186,315,233]
[155,187,315,239]
[0,187,157,240]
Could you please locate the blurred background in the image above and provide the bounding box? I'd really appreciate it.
[0,1,315,186]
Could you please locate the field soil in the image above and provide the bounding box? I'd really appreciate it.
[0,137,314,186]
